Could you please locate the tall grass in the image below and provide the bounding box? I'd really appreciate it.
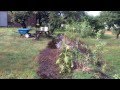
[0,28,50,79]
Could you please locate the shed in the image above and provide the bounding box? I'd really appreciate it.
[0,11,8,26]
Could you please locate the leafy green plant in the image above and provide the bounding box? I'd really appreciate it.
[64,21,80,33]
[101,62,107,73]
[56,44,73,73]
[113,74,120,79]
[92,41,108,73]
[96,30,105,39]
[56,38,92,74]
[64,21,93,38]
[92,41,106,63]
[79,21,93,38]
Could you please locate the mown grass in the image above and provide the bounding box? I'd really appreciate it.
[0,28,50,79]
[0,28,120,79]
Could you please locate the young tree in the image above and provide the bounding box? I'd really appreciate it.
[79,15,105,38]
[48,11,63,34]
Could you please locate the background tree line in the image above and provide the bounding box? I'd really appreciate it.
[8,11,120,39]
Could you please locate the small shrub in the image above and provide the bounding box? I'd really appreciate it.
[56,44,73,74]
[64,21,93,38]
[113,74,120,79]
[96,30,105,39]
[92,41,108,72]
[64,31,79,40]
[79,21,93,38]
[56,38,92,75]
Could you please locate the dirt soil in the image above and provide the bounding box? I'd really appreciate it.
[37,35,91,79]
[37,48,61,79]
[105,31,113,36]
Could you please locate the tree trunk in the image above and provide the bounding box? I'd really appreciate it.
[35,31,41,40]
[116,33,120,39]
[116,31,120,39]
[36,12,42,26]
[21,21,26,28]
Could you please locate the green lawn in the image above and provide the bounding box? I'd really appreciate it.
[0,28,50,79]
[0,28,120,79]
[80,34,120,77]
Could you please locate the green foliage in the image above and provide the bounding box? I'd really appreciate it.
[34,11,85,34]
[9,11,32,28]
[113,74,120,79]
[100,11,120,24]
[92,41,108,73]
[64,27,80,40]
[56,33,92,75]
[64,21,93,38]
[82,15,104,31]
[1,27,120,79]
[9,11,86,34]
[56,44,73,73]
[96,29,105,39]
[99,11,120,38]
[111,27,120,34]
[79,21,93,38]
[48,11,64,33]
[62,11,85,23]
[77,15,105,38]
[72,71,93,79]
[67,19,104,38]
[101,62,107,73]
[14,11,31,23]
[92,41,106,63]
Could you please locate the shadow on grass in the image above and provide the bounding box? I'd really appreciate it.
[102,34,114,39]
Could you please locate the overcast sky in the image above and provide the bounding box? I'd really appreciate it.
[86,11,101,16]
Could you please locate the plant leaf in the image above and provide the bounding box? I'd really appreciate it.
[64,56,69,64]
[56,59,61,64]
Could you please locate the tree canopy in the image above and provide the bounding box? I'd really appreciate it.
[9,11,32,28]
[9,11,85,34]
[99,11,120,26]
[99,11,120,38]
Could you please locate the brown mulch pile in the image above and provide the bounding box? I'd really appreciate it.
[63,35,91,54]
[37,48,61,79]
[37,37,63,79]
[36,35,92,79]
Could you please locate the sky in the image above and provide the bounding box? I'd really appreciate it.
[86,11,101,16]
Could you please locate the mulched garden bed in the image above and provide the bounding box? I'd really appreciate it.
[36,34,111,79]
[36,34,91,79]
[37,48,61,79]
